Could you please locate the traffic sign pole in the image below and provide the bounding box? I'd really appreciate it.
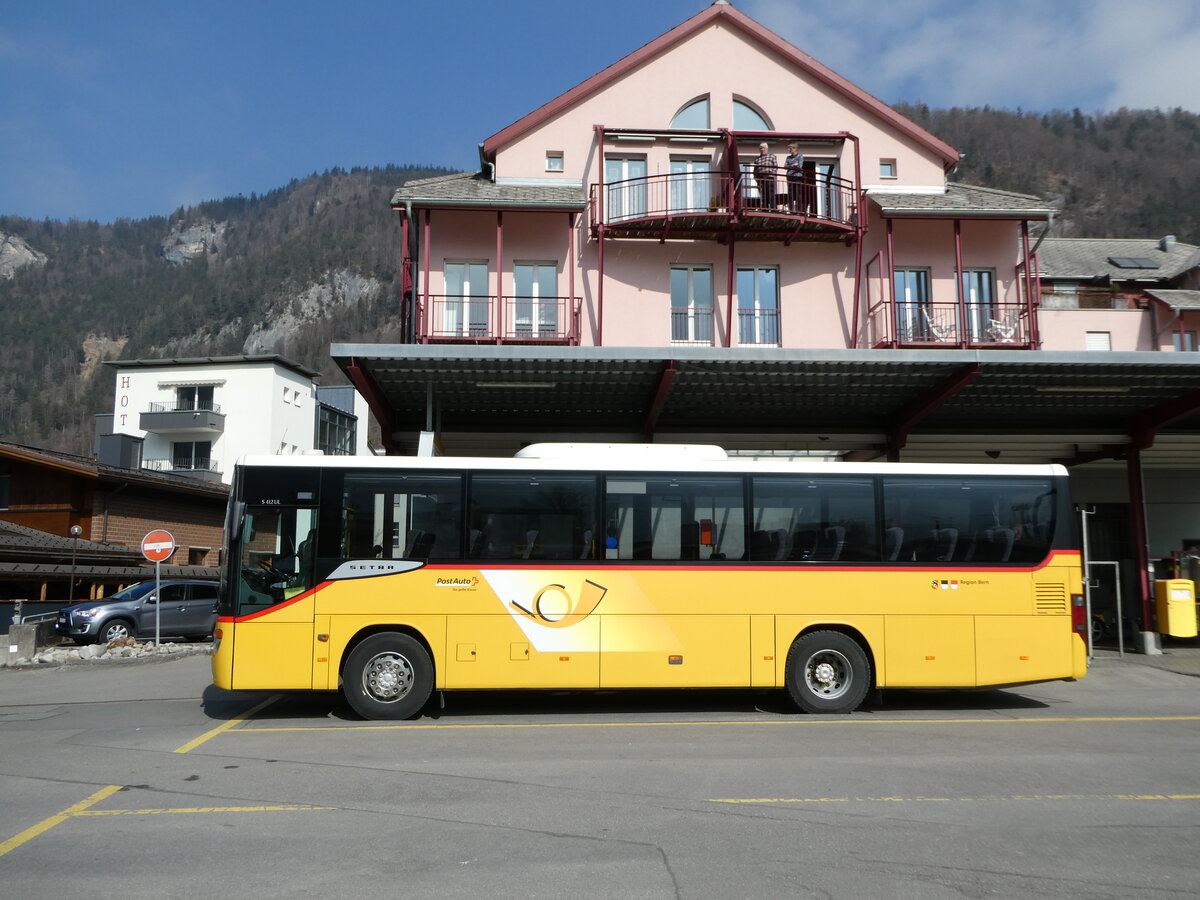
[155,557,161,646]
[140,530,176,648]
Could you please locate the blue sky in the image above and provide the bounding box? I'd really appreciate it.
[3,0,1198,223]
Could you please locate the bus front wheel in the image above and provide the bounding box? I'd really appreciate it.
[785,631,870,714]
[343,633,433,720]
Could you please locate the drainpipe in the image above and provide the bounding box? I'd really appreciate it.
[101,482,129,544]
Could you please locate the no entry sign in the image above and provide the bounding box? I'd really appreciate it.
[141,530,176,562]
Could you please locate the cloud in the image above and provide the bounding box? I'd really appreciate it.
[744,0,1200,113]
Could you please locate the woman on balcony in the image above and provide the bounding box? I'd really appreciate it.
[785,143,806,213]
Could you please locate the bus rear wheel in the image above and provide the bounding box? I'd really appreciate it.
[785,631,870,714]
[343,633,433,720]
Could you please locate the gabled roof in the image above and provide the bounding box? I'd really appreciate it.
[1038,238,1200,282]
[869,184,1054,219]
[480,2,959,168]
[0,441,229,499]
[390,171,586,209]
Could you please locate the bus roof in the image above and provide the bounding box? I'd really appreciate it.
[235,448,1068,479]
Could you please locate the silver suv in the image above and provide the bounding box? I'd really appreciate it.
[55,580,219,644]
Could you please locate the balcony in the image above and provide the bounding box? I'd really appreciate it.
[590,167,860,243]
[417,295,582,345]
[139,401,225,435]
[868,301,1032,349]
[142,457,223,482]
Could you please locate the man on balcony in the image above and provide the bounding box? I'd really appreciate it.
[754,143,777,210]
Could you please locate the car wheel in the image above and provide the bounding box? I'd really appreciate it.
[99,618,135,643]
[785,630,871,714]
[342,633,433,720]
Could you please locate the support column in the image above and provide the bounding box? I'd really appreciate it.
[1126,447,1161,654]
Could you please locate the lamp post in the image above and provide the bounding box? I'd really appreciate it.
[68,524,82,603]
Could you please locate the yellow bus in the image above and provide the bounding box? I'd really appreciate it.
[213,444,1087,718]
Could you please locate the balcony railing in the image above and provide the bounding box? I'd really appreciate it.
[670,306,715,345]
[418,295,582,344]
[868,301,1031,348]
[143,457,222,477]
[146,400,222,413]
[590,167,859,242]
[736,308,780,346]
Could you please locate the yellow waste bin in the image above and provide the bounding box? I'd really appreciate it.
[1154,579,1198,638]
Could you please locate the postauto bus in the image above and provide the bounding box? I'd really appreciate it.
[213,444,1087,718]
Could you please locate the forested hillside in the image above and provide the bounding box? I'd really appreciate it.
[1,106,1198,457]
[0,165,450,453]
[895,104,1200,238]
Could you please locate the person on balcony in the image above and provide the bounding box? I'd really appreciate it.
[785,143,806,213]
[754,143,777,210]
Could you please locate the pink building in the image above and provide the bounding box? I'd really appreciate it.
[392,2,1050,354]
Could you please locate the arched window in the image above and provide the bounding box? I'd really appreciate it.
[733,98,772,131]
[670,96,710,129]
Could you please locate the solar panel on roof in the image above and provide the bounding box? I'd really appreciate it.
[1108,256,1159,269]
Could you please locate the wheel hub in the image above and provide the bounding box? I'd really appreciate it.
[812,661,837,686]
[364,653,413,702]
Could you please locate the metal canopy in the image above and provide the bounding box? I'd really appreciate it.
[332,345,1200,465]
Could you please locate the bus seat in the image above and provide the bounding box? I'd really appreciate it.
[982,526,1015,561]
[883,526,904,561]
[772,529,792,560]
[811,525,845,561]
[521,530,539,559]
[932,527,958,561]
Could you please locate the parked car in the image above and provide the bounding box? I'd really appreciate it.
[55,580,220,644]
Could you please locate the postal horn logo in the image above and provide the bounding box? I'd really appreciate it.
[510,579,608,629]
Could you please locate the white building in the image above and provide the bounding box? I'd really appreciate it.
[96,355,371,484]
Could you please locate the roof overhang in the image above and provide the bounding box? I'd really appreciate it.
[331,345,1200,466]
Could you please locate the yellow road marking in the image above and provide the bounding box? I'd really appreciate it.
[712,793,1200,804]
[0,784,122,858]
[173,694,281,754]
[75,804,334,816]
[231,714,1200,734]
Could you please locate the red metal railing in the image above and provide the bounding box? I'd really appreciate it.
[590,167,858,234]
[868,301,1031,348]
[418,295,581,344]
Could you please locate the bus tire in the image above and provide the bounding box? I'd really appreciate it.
[343,632,433,720]
[785,631,870,714]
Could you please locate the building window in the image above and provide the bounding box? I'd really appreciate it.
[670,266,714,345]
[732,97,771,131]
[545,151,564,172]
[894,268,932,341]
[669,156,709,213]
[670,96,710,129]
[737,267,780,345]
[188,547,209,565]
[959,269,999,341]
[176,385,214,411]
[443,261,491,337]
[1085,331,1113,351]
[172,441,212,471]
[1173,331,1197,351]
[604,155,647,221]
[317,404,356,456]
[879,159,897,179]
[513,262,559,337]
[0,470,9,510]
